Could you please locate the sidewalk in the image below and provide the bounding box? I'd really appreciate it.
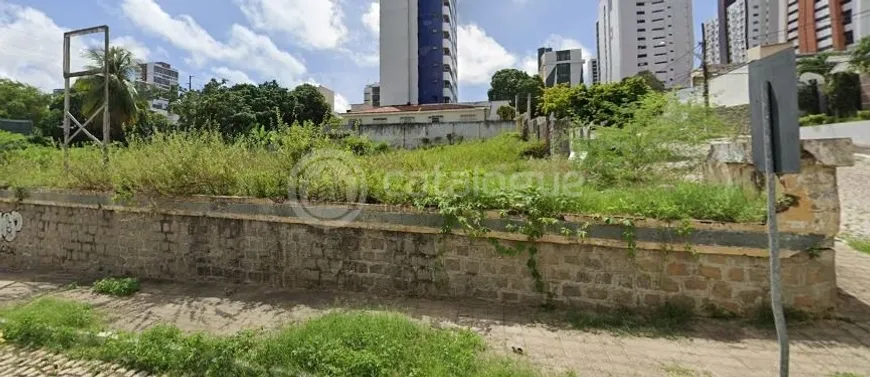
[1,252,869,377]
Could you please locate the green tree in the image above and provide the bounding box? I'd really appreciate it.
[635,71,666,92]
[487,69,544,116]
[539,77,652,127]
[850,37,870,74]
[0,79,50,125]
[291,83,332,126]
[496,105,516,120]
[76,47,140,142]
[825,72,861,118]
[797,53,835,76]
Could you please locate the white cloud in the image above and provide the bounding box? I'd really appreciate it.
[0,3,146,91]
[212,67,254,84]
[457,24,516,85]
[543,34,591,58]
[520,55,538,76]
[334,93,350,113]
[237,0,347,50]
[113,36,151,62]
[121,0,306,87]
[362,2,379,36]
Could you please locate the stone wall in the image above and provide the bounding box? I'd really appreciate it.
[0,191,836,316]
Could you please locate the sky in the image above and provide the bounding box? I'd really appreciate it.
[0,0,717,112]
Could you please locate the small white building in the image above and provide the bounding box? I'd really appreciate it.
[343,104,491,126]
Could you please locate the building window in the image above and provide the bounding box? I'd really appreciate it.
[444,48,451,56]
[400,117,416,123]
[846,30,855,45]
[556,63,571,84]
[556,50,571,61]
[844,9,853,25]
[373,117,388,124]
[430,116,443,123]
[460,114,477,121]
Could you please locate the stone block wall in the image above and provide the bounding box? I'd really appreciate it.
[0,196,836,316]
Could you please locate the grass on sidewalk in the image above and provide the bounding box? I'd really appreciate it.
[845,237,870,254]
[0,298,547,377]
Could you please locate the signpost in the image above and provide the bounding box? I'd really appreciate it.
[748,48,801,377]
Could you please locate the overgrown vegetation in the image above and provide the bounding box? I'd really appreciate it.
[0,298,542,377]
[91,277,140,297]
[565,302,695,338]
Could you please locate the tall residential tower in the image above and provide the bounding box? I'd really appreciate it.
[380,0,458,106]
[596,0,695,88]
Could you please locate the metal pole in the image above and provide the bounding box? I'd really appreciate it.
[701,26,710,109]
[761,83,790,377]
[62,36,71,173]
[102,27,110,165]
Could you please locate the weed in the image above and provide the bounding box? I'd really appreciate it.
[0,298,543,377]
[831,372,864,377]
[566,302,694,338]
[0,298,101,350]
[92,277,140,297]
[845,237,870,254]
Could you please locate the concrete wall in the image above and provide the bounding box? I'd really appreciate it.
[0,190,837,315]
[801,120,870,147]
[352,121,516,149]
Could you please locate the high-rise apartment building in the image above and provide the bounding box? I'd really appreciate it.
[138,62,179,112]
[380,0,458,106]
[703,18,722,64]
[596,0,695,88]
[784,0,869,54]
[709,0,783,64]
[538,47,585,87]
[587,58,600,84]
[363,83,381,107]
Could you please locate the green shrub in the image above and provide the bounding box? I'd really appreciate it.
[0,298,101,350]
[799,114,831,127]
[92,277,140,296]
[858,110,870,120]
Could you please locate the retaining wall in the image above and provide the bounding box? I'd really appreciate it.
[0,190,836,316]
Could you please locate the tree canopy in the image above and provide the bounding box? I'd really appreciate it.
[0,79,50,125]
[635,71,666,92]
[172,79,333,137]
[539,76,653,127]
[487,69,544,116]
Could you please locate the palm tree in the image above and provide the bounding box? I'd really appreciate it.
[76,46,140,142]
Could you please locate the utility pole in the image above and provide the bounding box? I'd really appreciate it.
[188,75,193,91]
[701,25,711,108]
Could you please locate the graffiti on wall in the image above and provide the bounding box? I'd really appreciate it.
[0,211,23,242]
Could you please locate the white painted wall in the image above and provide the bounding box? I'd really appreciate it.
[801,121,870,147]
[343,108,489,126]
[380,0,419,106]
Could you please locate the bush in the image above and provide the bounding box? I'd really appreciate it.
[858,110,870,120]
[799,114,832,127]
[92,277,140,296]
[496,105,516,120]
[0,298,101,350]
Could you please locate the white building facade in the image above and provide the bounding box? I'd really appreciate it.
[596,0,695,88]
[538,48,585,87]
[380,0,458,106]
[703,18,722,65]
[587,58,600,84]
[138,62,179,113]
[783,0,870,54]
[364,83,381,107]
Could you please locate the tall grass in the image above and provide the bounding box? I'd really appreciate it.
[0,122,765,222]
[0,298,542,377]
